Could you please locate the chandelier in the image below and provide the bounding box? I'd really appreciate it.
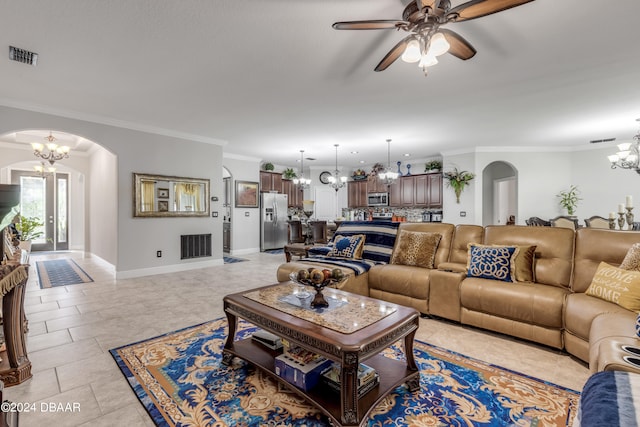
[292,150,311,189]
[608,119,640,174]
[327,144,347,191]
[34,161,56,178]
[378,139,399,185]
[31,132,70,166]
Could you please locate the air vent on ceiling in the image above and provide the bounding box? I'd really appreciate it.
[305,157,316,161]
[9,46,38,66]
[590,138,616,144]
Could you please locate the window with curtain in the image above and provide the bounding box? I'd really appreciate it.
[141,180,155,212]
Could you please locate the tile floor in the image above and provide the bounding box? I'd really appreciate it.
[5,251,590,426]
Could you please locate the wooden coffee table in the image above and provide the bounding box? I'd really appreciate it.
[222,283,420,427]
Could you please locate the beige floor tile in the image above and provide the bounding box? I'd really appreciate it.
[26,321,48,337]
[3,368,60,404]
[56,353,122,393]
[45,311,106,332]
[26,306,80,323]
[90,377,139,415]
[27,329,73,352]
[16,385,102,427]
[78,404,148,427]
[28,338,104,373]
[24,300,60,315]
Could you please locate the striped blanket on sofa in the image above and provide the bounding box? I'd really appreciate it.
[305,221,400,275]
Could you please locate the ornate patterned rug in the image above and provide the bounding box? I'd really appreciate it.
[110,318,579,427]
[35,258,94,288]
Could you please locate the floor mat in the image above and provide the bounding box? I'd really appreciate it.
[36,259,94,288]
[223,256,248,264]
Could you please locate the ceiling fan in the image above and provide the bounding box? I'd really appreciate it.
[332,0,535,74]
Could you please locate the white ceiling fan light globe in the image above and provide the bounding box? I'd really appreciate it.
[418,51,438,68]
[401,39,421,63]
[430,32,450,56]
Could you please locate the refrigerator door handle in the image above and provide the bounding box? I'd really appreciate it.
[273,199,278,226]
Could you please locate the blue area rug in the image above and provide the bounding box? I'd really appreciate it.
[36,259,94,288]
[110,318,579,427]
[223,256,248,264]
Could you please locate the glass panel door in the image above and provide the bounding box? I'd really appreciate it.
[11,170,69,252]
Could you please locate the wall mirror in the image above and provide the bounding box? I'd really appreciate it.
[133,173,210,217]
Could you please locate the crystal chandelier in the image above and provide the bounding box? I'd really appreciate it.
[327,144,347,191]
[292,150,311,189]
[608,119,640,174]
[31,132,70,166]
[378,139,399,185]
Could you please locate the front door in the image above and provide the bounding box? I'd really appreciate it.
[11,170,69,251]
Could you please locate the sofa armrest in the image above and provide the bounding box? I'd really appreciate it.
[437,262,467,274]
[428,270,466,322]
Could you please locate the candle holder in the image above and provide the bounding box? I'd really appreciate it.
[609,217,617,230]
[618,212,626,230]
[626,207,635,230]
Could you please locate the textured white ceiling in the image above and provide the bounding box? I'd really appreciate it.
[1,0,639,170]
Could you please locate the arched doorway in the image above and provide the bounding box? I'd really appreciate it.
[482,161,518,226]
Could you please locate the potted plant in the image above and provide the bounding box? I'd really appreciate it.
[263,162,275,171]
[282,168,297,179]
[444,168,475,203]
[15,215,44,251]
[556,185,581,216]
[425,160,442,172]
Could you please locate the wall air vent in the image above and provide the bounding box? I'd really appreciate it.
[590,138,616,144]
[9,46,38,66]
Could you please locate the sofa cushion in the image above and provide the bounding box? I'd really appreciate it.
[466,244,519,282]
[585,262,640,312]
[390,230,441,269]
[565,293,632,341]
[460,278,568,328]
[327,234,365,259]
[620,243,640,272]
[513,245,537,283]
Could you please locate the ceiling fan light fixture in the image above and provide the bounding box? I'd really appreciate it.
[429,32,450,56]
[401,39,421,63]
[418,51,438,68]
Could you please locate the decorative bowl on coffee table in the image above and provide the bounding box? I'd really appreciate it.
[289,272,346,308]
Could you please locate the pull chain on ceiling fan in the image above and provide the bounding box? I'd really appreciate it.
[332,0,535,75]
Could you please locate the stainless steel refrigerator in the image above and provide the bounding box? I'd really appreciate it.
[260,193,289,251]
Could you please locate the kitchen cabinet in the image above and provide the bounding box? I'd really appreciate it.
[260,171,283,193]
[389,173,442,208]
[282,179,303,208]
[367,175,388,193]
[348,180,368,208]
[428,173,443,208]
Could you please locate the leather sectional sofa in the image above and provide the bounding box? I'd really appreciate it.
[276,222,640,372]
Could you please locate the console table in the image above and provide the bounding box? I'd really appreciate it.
[222,283,420,427]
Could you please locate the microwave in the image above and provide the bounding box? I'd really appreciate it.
[367,192,389,206]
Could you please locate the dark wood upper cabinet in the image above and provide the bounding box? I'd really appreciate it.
[260,171,283,193]
[348,180,368,208]
[388,173,442,208]
[282,179,303,208]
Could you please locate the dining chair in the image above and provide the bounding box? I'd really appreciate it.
[525,217,551,227]
[584,216,610,229]
[550,216,579,230]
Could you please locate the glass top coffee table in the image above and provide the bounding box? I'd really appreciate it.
[222,283,420,427]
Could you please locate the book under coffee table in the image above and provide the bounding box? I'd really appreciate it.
[222,283,420,427]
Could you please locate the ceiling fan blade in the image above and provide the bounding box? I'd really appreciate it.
[374,35,412,72]
[447,0,534,22]
[332,20,408,30]
[439,28,477,60]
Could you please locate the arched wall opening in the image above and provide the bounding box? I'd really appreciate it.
[482,161,518,226]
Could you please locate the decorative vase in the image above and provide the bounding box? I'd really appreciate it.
[397,161,402,175]
[405,164,412,176]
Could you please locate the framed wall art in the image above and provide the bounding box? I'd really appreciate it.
[157,188,169,199]
[235,180,259,208]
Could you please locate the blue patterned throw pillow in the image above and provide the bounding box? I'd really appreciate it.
[327,234,365,259]
[467,244,519,282]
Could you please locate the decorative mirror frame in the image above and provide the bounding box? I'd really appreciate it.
[133,172,210,218]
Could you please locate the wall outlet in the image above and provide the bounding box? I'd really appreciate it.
[245,212,250,217]
[156,250,162,257]
[460,211,467,217]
